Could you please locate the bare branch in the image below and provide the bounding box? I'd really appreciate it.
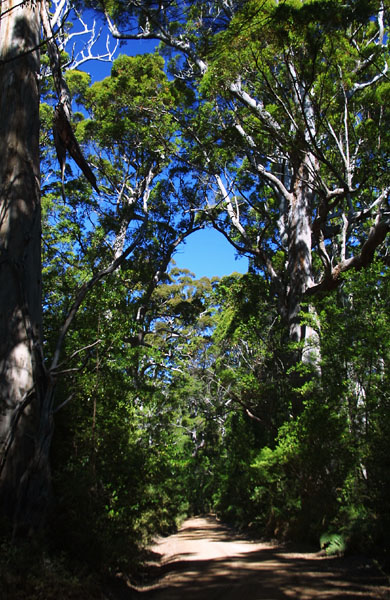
[52,393,75,414]
[50,0,68,29]
[214,174,248,239]
[230,78,281,134]
[65,21,119,69]
[104,8,207,74]
[351,62,389,93]
[307,215,390,295]
[51,339,102,373]
[352,186,390,223]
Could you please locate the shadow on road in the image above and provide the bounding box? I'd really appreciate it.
[104,516,389,600]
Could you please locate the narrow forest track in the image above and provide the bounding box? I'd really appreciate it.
[112,516,390,600]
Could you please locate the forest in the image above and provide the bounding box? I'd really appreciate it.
[1,0,390,597]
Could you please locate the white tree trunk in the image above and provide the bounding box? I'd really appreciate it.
[287,153,321,372]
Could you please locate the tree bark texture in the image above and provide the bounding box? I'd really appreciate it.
[0,0,48,534]
[287,152,321,370]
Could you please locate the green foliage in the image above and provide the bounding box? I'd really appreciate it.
[190,262,390,559]
[212,412,258,527]
[320,532,346,556]
[314,264,390,562]
[79,53,176,160]
[249,398,352,540]
[35,0,390,578]
[64,69,91,103]
[43,258,214,570]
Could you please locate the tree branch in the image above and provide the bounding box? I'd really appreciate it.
[307,216,390,295]
[50,220,148,372]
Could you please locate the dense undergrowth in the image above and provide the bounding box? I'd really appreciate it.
[2,265,390,598]
[0,539,101,600]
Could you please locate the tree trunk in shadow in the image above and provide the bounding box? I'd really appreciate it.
[0,0,50,536]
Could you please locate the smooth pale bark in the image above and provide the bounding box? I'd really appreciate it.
[286,152,321,373]
[0,0,47,533]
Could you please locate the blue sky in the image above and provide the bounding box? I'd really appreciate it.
[77,14,248,280]
[172,228,248,279]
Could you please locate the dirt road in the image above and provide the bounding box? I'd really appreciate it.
[117,516,389,600]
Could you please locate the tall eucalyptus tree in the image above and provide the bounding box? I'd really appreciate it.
[0,0,46,533]
[0,0,115,532]
[101,0,390,366]
[0,0,190,534]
